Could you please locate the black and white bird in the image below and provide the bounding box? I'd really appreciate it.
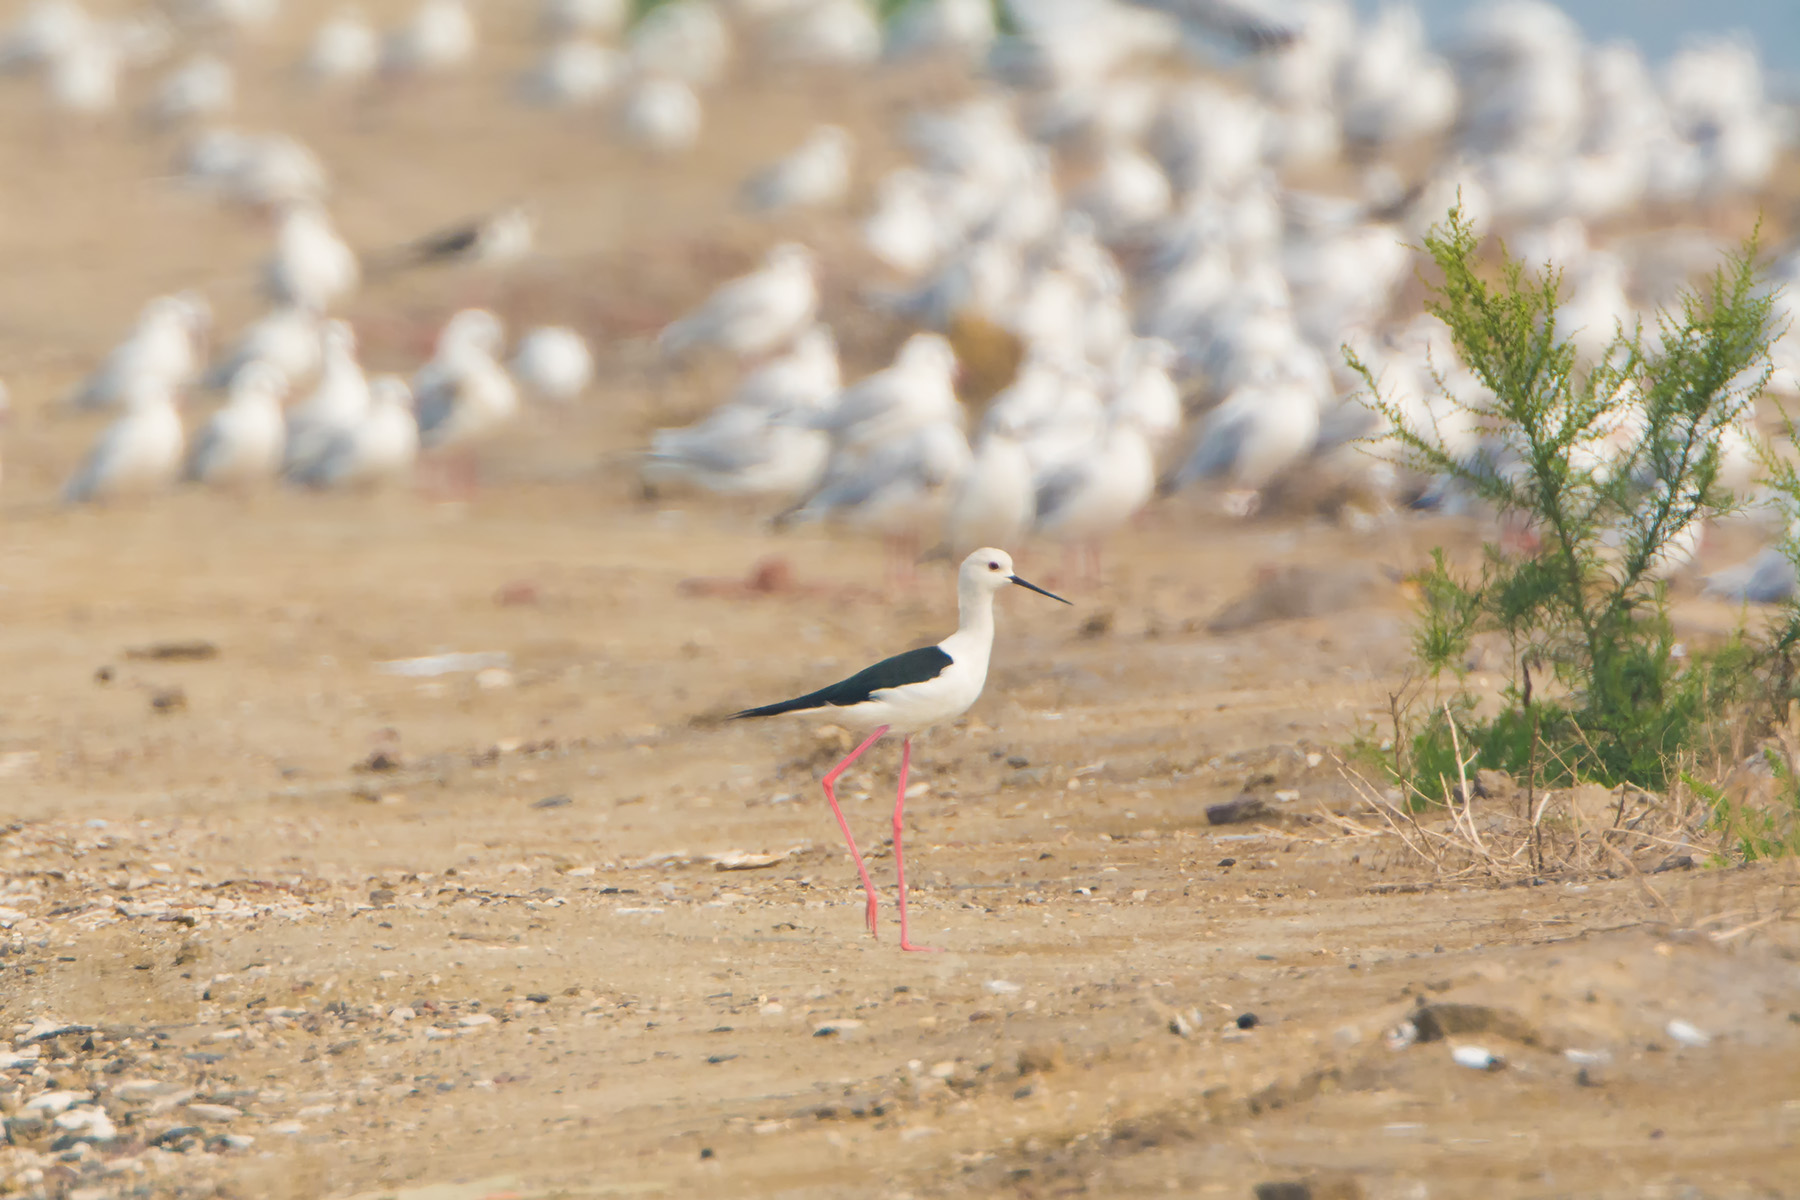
[372,204,534,273]
[730,547,1069,950]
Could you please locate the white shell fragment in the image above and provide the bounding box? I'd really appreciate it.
[1451,1044,1503,1071]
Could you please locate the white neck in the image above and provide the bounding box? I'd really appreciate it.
[955,576,997,642]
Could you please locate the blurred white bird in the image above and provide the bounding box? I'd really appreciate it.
[943,423,1035,556]
[204,305,321,391]
[629,0,730,85]
[783,420,973,579]
[415,309,519,452]
[263,203,360,311]
[291,374,419,490]
[539,0,626,39]
[619,74,702,154]
[1073,142,1173,239]
[658,243,818,361]
[1033,415,1157,580]
[762,0,881,67]
[518,37,620,107]
[812,332,960,453]
[726,324,840,413]
[304,7,378,85]
[1166,363,1324,515]
[510,326,594,405]
[862,167,942,277]
[740,124,853,215]
[382,0,475,77]
[185,361,286,488]
[884,0,994,62]
[181,129,329,210]
[65,293,210,413]
[642,405,831,502]
[63,382,185,504]
[284,319,369,478]
[146,53,232,125]
[1107,337,1183,448]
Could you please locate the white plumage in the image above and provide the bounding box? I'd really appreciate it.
[284,319,370,478]
[65,293,209,413]
[63,383,185,505]
[185,361,286,488]
[304,7,378,84]
[263,204,360,312]
[658,243,817,361]
[619,74,702,154]
[510,327,594,405]
[415,310,519,451]
[741,125,853,215]
[291,375,419,490]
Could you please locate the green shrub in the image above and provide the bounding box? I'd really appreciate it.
[1356,209,1776,800]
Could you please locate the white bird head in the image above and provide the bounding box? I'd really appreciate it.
[899,331,957,379]
[766,242,816,274]
[960,548,1070,604]
[232,360,287,403]
[439,308,504,355]
[370,374,413,411]
[323,318,358,355]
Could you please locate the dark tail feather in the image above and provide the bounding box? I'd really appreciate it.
[730,694,824,720]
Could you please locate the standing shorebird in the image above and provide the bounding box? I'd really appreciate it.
[731,548,1069,950]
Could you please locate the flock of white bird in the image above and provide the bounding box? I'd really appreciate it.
[636,0,1800,587]
[10,0,1800,595]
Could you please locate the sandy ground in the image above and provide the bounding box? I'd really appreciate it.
[0,7,1797,1200]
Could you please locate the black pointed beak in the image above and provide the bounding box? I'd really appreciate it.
[1010,574,1071,604]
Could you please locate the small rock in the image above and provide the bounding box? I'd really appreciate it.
[459,1013,497,1028]
[1666,1019,1711,1047]
[533,794,573,809]
[985,980,1020,995]
[183,1103,242,1122]
[150,687,187,713]
[1006,756,1030,769]
[151,1125,203,1149]
[813,1020,863,1037]
[356,750,402,773]
[369,887,396,906]
[17,1019,95,1045]
[23,1091,89,1117]
[1016,1044,1064,1075]
[1451,1045,1503,1071]
[1236,1012,1260,1030]
[1205,796,1269,825]
[51,1108,116,1142]
[125,641,218,661]
[476,668,515,690]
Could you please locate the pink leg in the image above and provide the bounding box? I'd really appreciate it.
[821,726,888,938]
[893,736,939,952]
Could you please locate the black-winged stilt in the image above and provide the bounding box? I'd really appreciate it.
[732,547,1069,950]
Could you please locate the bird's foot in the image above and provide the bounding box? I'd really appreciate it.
[899,939,940,953]
[864,893,880,938]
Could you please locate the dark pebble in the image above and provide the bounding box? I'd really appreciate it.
[1205,795,1269,825]
[152,1126,203,1148]
[184,1052,223,1064]
[1217,857,1237,867]
[1237,1012,1260,1030]
[705,1054,737,1065]
[1007,756,1030,769]
[1255,954,1276,962]
[526,993,550,1004]
[699,1147,714,1159]
[533,794,573,809]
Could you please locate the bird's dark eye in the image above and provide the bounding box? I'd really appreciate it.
[988,561,1000,570]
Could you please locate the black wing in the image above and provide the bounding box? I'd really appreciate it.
[731,645,952,719]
